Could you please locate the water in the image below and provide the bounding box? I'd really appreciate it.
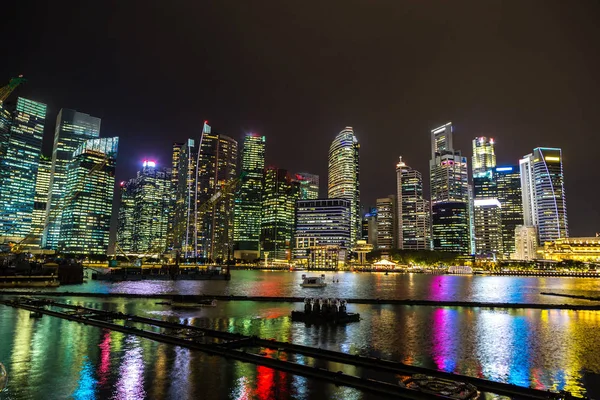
[56,270,600,304]
[1,271,600,399]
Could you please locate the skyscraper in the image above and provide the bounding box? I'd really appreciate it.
[0,97,46,243]
[0,104,11,164]
[520,148,568,244]
[328,127,360,246]
[45,109,101,249]
[117,160,171,255]
[261,167,297,260]
[429,122,471,253]
[233,134,265,260]
[362,207,378,247]
[376,195,396,251]
[167,142,183,250]
[172,139,197,258]
[494,166,523,258]
[293,172,319,200]
[294,198,351,268]
[30,155,52,248]
[117,179,135,253]
[472,136,501,258]
[396,157,430,250]
[472,136,496,176]
[431,202,471,252]
[195,123,238,261]
[58,137,118,255]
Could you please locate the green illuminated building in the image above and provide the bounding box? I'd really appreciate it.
[117,160,171,255]
[45,109,101,249]
[233,134,265,261]
[117,179,135,253]
[261,167,298,260]
[58,137,118,255]
[0,97,47,243]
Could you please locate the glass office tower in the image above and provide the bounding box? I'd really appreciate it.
[0,97,46,243]
[45,109,101,249]
[233,133,265,260]
[328,127,360,247]
[58,137,118,255]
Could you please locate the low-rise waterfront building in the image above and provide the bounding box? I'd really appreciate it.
[512,225,538,261]
[542,237,600,262]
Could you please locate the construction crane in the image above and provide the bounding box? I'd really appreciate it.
[0,75,26,104]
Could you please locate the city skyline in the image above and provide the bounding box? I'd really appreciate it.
[1,1,597,237]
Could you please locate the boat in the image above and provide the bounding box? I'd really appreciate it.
[29,311,43,318]
[299,274,327,288]
[291,298,360,325]
[400,374,479,399]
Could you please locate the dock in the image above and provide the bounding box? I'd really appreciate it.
[0,297,576,399]
[2,291,600,310]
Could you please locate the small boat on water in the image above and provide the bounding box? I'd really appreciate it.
[400,374,479,399]
[29,311,43,319]
[300,274,327,288]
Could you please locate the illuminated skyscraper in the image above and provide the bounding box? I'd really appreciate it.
[261,167,297,260]
[294,198,351,268]
[362,207,377,246]
[30,156,52,248]
[396,157,430,250]
[167,142,183,250]
[376,195,396,251]
[45,109,101,249]
[472,136,496,176]
[233,134,265,260]
[0,105,11,164]
[195,123,238,261]
[494,166,523,258]
[520,147,568,244]
[472,137,501,258]
[171,139,197,257]
[0,97,47,243]
[117,160,171,255]
[328,127,360,246]
[429,122,471,253]
[431,202,471,252]
[117,179,135,253]
[293,172,319,200]
[58,137,118,255]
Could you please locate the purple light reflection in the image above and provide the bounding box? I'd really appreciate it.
[431,308,459,373]
[114,336,146,400]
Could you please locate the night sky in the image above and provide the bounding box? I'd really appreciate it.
[2,1,599,237]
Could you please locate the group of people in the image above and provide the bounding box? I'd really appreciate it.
[303,297,348,315]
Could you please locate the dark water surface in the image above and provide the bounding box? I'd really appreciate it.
[1,271,600,399]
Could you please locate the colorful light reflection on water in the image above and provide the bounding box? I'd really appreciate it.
[1,271,600,399]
